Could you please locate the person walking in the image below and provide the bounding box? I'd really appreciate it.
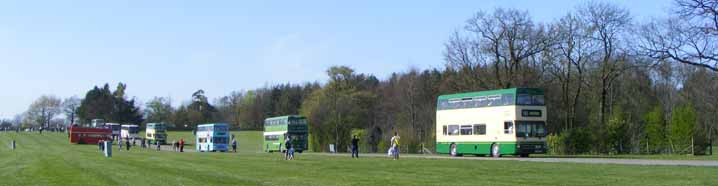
[351,135,360,158]
[156,140,161,151]
[284,136,291,160]
[390,132,400,160]
[231,138,237,153]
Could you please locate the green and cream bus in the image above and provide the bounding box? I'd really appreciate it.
[263,115,308,153]
[436,88,547,157]
[145,123,167,144]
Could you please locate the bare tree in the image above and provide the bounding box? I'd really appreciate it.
[62,96,81,125]
[445,8,552,89]
[579,2,632,128]
[550,12,595,130]
[637,0,718,71]
[26,95,62,128]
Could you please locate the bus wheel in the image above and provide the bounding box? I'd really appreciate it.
[297,150,303,153]
[520,154,529,158]
[450,143,459,157]
[491,144,500,158]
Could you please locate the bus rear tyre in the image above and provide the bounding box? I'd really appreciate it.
[450,143,459,157]
[519,154,529,158]
[491,144,500,158]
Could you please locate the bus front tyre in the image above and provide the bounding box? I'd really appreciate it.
[491,144,500,158]
[450,143,459,157]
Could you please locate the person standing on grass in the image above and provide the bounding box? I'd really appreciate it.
[179,138,185,152]
[118,138,123,151]
[98,140,104,151]
[288,143,295,160]
[284,135,291,160]
[156,140,161,151]
[390,132,400,160]
[231,138,237,153]
[351,135,360,158]
[125,138,130,151]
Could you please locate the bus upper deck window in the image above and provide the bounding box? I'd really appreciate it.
[504,121,513,134]
[447,125,459,136]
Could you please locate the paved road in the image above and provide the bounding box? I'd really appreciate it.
[314,153,718,167]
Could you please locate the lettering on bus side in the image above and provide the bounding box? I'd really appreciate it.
[437,93,515,110]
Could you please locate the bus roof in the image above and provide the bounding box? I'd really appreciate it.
[437,88,543,101]
[105,123,121,126]
[121,124,139,127]
[146,123,166,126]
[197,123,228,127]
[264,115,305,121]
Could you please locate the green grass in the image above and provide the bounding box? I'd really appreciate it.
[533,153,718,160]
[0,132,717,186]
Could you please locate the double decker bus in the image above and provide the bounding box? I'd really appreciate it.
[263,115,308,153]
[145,123,167,144]
[436,88,547,157]
[196,123,230,152]
[68,125,112,144]
[120,124,140,140]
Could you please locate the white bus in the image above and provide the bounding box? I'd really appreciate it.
[436,88,547,157]
[120,124,140,140]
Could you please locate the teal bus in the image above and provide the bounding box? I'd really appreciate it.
[263,115,308,153]
[196,123,230,152]
[436,88,547,157]
[145,123,167,144]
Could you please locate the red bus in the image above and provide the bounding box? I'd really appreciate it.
[68,125,112,144]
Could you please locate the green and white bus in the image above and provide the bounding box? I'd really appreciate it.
[145,123,167,144]
[263,115,308,153]
[436,88,547,157]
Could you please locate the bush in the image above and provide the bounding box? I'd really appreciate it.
[548,128,594,155]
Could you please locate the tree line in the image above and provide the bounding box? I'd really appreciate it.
[6,0,718,155]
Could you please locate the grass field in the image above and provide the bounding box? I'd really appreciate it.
[0,132,716,186]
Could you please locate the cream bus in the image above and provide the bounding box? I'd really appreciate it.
[436,88,547,157]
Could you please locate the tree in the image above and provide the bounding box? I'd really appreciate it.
[638,0,718,71]
[578,2,633,149]
[77,83,143,125]
[301,66,376,152]
[186,89,218,127]
[144,97,174,125]
[669,104,697,154]
[62,96,81,125]
[550,12,593,130]
[644,105,667,153]
[606,106,629,153]
[444,8,551,89]
[26,95,62,128]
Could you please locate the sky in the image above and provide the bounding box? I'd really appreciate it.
[0,0,672,119]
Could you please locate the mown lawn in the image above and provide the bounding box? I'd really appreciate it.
[0,132,716,186]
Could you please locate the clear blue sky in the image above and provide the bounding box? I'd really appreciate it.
[0,0,671,119]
